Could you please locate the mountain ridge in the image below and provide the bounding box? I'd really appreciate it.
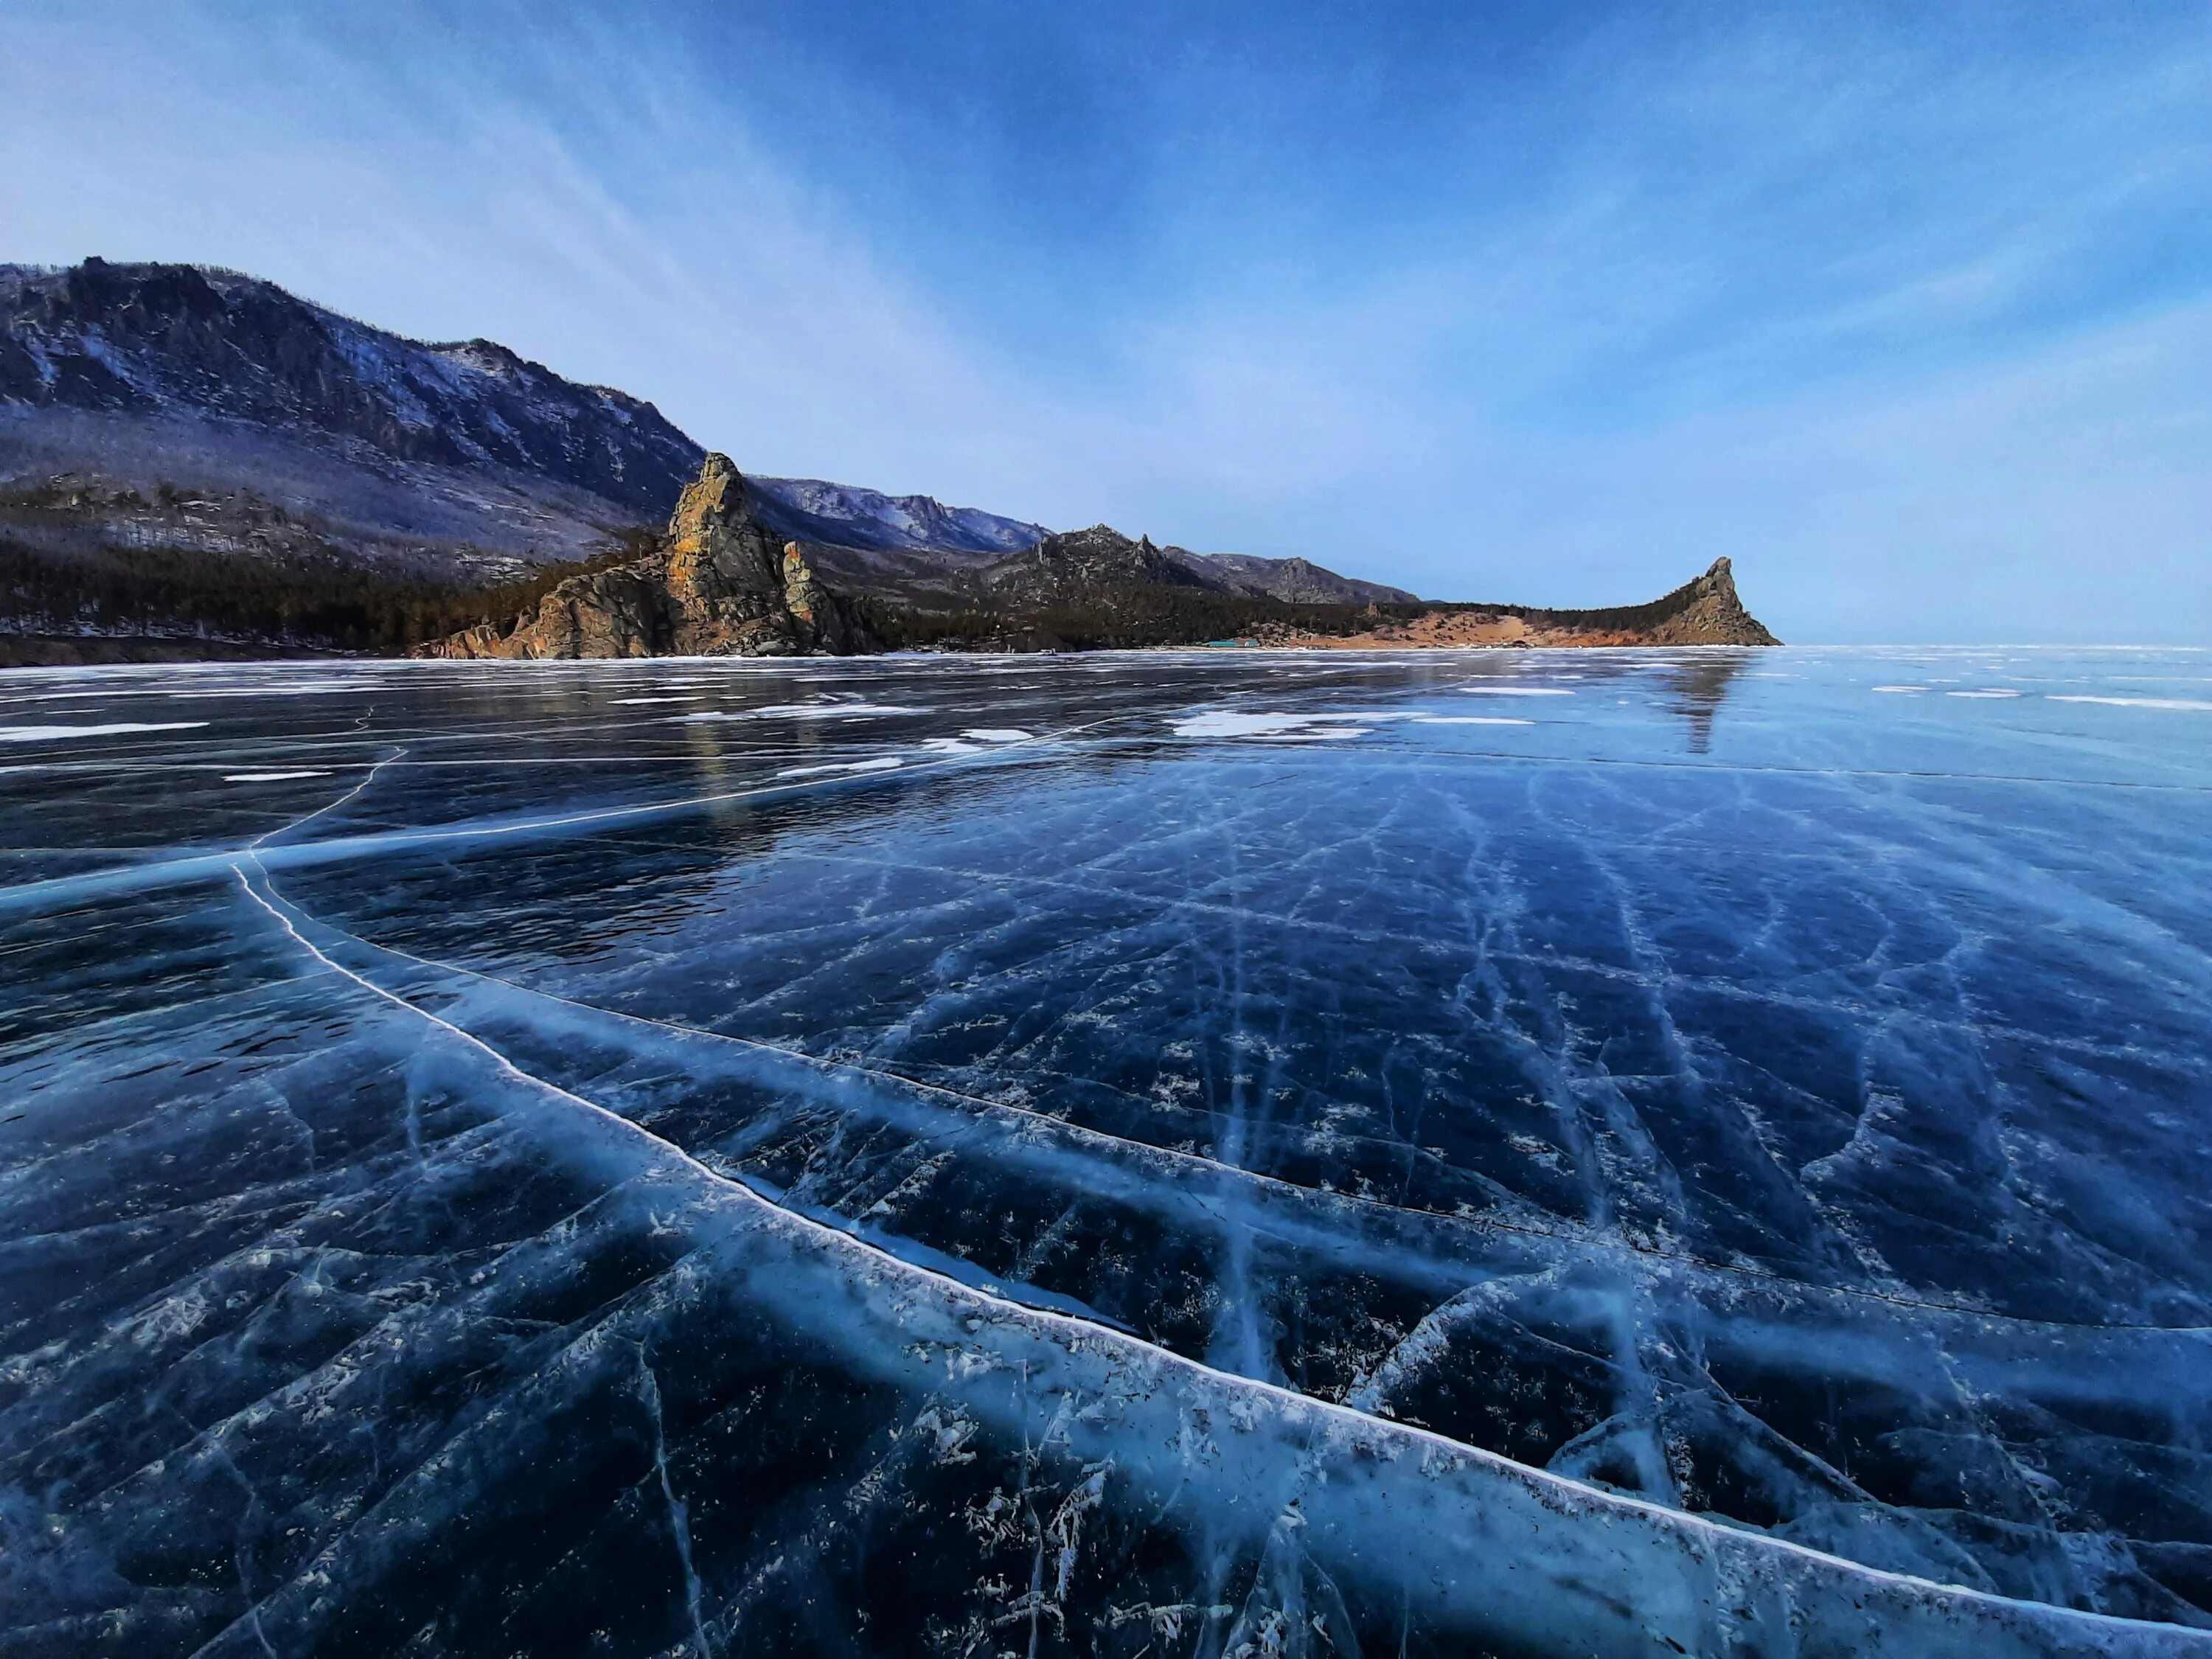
[0,260,1779,658]
[0,259,703,524]
[0,259,1422,613]
[1172,549,1418,606]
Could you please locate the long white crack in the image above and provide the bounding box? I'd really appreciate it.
[220,858,2212,1658]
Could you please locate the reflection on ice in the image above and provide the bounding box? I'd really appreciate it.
[2,647,2209,1657]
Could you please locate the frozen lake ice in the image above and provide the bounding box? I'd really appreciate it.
[3,646,2210,1656]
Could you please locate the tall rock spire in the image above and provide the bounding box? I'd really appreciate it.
[414,453,879,659]
[1655,557,1779,645]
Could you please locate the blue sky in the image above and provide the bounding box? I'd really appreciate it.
[3,0,2208,641]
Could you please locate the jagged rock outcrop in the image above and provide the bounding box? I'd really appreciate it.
[428,560,669,659]
[415,454,880,659]
[1612,557,1779,645]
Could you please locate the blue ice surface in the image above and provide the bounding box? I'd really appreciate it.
[1,645,2209,1657]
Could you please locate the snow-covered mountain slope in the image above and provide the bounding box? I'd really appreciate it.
[749,476,1046,557]
[0,260,705,522]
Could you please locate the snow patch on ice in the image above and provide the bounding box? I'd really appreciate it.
[1176,707,1543,739]
[685,703,931,722]
[0,721,209,742]
[2051,695,2212,712]
[1171,712,1382,739]
[773,757,906,779]
[164,682,379,698]
[1174,712,1318,738]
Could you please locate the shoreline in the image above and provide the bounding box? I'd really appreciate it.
[0,633,1782,668]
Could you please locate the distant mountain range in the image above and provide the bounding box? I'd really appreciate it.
[0,259,1775,660]
[1175,551,1416,606]
[741,479,1417,606]
[746,476,1046,558]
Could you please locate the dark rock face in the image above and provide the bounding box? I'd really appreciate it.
[0,259,704,520]
[418,455,880,659]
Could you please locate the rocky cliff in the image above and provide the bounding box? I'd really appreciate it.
[417,455,879,659]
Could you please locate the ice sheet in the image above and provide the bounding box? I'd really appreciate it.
[3,647,2209,1658]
